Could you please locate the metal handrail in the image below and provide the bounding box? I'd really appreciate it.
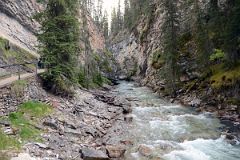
[0,60,39,80]
[0,61,37,68]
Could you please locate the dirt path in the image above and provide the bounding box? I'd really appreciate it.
[0,69,45,88]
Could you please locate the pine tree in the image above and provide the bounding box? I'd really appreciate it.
[223,0,240,66]
[162,0,180,93]
[111,8,117,35]
[36,0,80,95]
[117,0,123,30]
[110,1,124,35]
[192,0,212,67]
[102,10,109,38]
[124,0,131,28]
[94,0,103,27]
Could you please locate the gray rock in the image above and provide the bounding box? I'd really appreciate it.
[11,153,38,160]
[3,127,14,135]
[138,144,153,157]
[34,143,48,149]
[122,105,132,114]
[124,114,133,122]
[0,119,10,126]
[190,98,201,107]
[84,126,99,137]
[170,98,175,103]
[43,119,58,130]
[64,128,82,136]
[80,148,109,160]
[106,145,126,158]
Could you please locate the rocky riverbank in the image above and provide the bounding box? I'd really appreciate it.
[0,78,133,160]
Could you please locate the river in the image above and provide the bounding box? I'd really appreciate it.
[112,81,240,160]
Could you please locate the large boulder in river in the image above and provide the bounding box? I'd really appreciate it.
[81,148,109,160]
[106,145,126,158]
[138,144,153,157]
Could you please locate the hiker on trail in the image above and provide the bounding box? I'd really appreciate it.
[38,57,44,69]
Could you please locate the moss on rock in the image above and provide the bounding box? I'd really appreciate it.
[210,64,240,89]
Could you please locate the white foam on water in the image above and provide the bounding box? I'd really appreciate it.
[161,104,183,109]
[163,146,210,160]
[149,119,186,130]
[163,139,212,160]
[134,106,157,112]
[130,152,140,159]
[154,140,179,146]
[152,140,183,150]
[169,113,207,121]
[163,137,240,160]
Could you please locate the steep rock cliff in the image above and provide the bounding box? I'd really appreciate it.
[0,0,42,54]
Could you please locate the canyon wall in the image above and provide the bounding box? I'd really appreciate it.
[0,0,42,54]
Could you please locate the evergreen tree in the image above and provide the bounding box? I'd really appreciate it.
[207,0,223,48]
[123,0,152,30]
[80,0,93,88]
[192,0,212,66]
[102,10,109,38]
[36,0,80,95]
[117,0,123,30]
[94,0,103,27]
[124,0,131,28]
[110,1,124,35]
[223,0,240,66]
[162,0,180,93]
[111,8,117,35]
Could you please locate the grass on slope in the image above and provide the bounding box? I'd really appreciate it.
[19,101,52,118]
[0,130,20,150]
[0,37,36,69]
[0,101,52,151]
[9,101,52,141]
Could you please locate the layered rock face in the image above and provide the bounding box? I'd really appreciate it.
[109,0,205,87]
[110,33,141,79]
[87,15,105,52]
[0,0,42,54]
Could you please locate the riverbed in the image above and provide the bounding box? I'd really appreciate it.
[112,81,240,160]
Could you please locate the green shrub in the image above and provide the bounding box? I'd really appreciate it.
[103,49,113,58]
[102,59,112,73]
[210,49,225,61]
[41,73,75,96]
[77,69,88,88]
[93,53,101,62]
[92,72,104,86]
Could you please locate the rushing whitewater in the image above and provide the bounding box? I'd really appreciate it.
[112,81,240,160]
